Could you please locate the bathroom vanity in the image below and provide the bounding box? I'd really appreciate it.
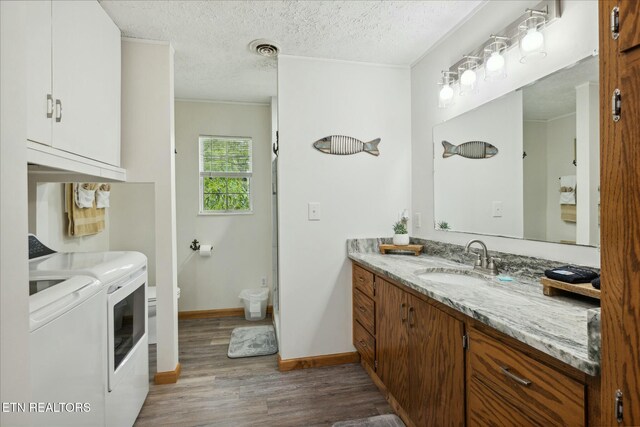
[348,238,600,427]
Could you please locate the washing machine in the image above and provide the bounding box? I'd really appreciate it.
[29,273,105,426]
[29,235,149,427]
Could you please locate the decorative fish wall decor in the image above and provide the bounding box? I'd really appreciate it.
[442,140,498,159]
[313,135,381,156]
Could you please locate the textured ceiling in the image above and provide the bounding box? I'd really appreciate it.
[523,55,599,121]
[100,0,483,103]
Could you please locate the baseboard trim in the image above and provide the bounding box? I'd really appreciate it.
[154,362,181,385]
[179,305,273,319]
[277,351,360,372]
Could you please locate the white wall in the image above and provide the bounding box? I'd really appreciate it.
[108,183,157,286]
[545,114,577,243]
[278,55,411,359]
[174,100,272,311]
[121,39,179,374]
[433,91,523,238]
[575,82,600,246]
[27,182,110,252]
[411,0,600,266]
[523,121,548,241]
[0,2,31,424]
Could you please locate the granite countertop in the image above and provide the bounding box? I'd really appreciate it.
[347,238,601,376]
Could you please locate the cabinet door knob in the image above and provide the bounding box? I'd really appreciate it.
[500,366,532,386]
[46,94,54,118]
[358,306,366,313]
[359,340,367,347]
[55,99,62,123]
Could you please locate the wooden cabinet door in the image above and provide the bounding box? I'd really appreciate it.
[377,278,410,410]
[408,296,465,427]
[619,1,640,52]
[52,1,121,166]
[600,0,640,424]
[26,0,52,146]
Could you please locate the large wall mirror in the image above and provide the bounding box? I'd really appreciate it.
[433,55,599,247]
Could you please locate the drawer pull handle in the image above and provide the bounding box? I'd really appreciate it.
[358,277,365,282]
[401,303,407,322]
[359,340,367,347]
[408,306,415,327]
[500,366,532,386]
[358,306,366,313]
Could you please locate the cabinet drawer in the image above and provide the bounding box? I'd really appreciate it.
[353,264,374,298]
[354,320,375,369]
[468,377,540,427]
[469,329,585,427]
[353,288,375,335]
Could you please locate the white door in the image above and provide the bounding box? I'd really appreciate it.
[52,1,121,166]
[26,0,53,146]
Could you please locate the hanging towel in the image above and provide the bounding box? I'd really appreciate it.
[66,183,105,237]
[559,175,576,205]
[96,184,111,208]
[75,183,96,208]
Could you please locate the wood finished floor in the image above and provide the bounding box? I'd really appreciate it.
[135,317,392,427]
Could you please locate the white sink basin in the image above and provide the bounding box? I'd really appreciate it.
[415,269,488,286]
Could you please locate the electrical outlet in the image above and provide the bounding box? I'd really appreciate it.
[492,201,503,217]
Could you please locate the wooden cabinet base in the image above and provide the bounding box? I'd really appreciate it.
[351,262,600,427]
[360,360,416,427]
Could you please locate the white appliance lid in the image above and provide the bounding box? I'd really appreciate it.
[29,275,102,331]
[29,251,147,285]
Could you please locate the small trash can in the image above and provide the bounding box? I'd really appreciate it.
[239,288,269,321]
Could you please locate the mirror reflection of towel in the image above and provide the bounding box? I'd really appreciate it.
[560,175,576,205]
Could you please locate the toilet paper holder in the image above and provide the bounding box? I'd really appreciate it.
[190,239,200,251]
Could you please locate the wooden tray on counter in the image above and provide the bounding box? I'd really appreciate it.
[541,277,601,300]
[379,244,423,256]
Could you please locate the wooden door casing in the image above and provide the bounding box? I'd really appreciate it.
[377,278,410,410]
[408,295,465,427]
[600,0,640,424]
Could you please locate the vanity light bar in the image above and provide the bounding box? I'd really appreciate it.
[445,0,561,81]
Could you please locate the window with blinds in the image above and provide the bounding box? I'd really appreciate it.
[199,136,252,213]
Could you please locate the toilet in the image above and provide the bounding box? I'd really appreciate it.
[147,286,181,345]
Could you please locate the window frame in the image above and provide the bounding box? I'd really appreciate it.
[198,135,253,215]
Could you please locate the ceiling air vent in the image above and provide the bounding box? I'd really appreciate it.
[248,39,280,58]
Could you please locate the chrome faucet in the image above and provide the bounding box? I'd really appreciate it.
[464,239,501,275]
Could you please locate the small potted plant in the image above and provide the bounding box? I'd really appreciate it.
[437,220,451,231]
[392,218,409,246]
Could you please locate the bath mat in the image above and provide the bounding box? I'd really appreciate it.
[332,414,405,427]
[227,325,278,358]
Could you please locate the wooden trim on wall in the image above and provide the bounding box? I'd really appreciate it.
[154,362,181,385]
[277,351,360,372]
[178,305,273,320]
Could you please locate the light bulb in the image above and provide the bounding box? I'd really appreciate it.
[521,28,544,53]
[460,69,477,86]
[486,51,505,72]
[439,84,454,101]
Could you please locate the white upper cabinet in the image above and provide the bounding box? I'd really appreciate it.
[26,1,53,147]
[26,0,122,168]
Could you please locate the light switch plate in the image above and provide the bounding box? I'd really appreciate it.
[414,212,421,228]
[492,201,503,217]
[308,202,321,221]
